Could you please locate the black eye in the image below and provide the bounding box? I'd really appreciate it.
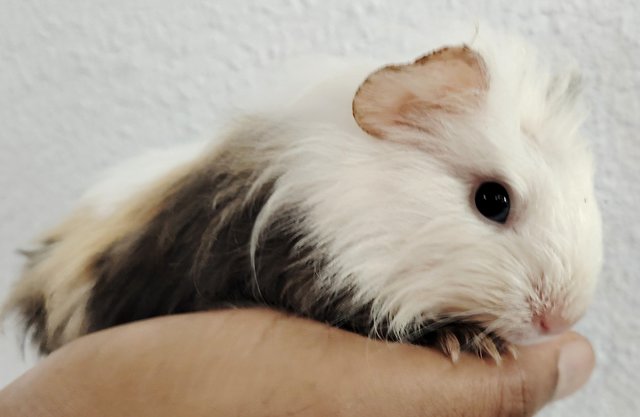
[474,182,510,224]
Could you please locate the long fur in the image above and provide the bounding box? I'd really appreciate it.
[2,28,602,360]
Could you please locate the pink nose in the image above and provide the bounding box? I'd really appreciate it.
[535,311,572,335]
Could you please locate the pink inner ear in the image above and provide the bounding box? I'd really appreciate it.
[413,46,488,90]
[352,46,489,139]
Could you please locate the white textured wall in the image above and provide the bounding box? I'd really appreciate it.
[1,1,638,415]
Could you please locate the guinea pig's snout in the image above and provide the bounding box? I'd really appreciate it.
[532,310,573,335]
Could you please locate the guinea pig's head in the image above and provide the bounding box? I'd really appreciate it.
[339,39,603,349]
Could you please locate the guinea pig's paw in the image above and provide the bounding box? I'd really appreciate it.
[431,325,516,364]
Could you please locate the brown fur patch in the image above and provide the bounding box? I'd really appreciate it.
[83,142,367,337]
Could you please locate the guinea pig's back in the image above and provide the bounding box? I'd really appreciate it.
[2,140,216,353]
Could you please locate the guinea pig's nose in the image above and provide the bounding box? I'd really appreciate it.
[534,311,572,335]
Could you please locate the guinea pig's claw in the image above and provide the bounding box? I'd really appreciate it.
[432,325,513,364]
[437,328,462,362]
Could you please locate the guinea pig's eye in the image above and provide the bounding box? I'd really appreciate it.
[474,182,510,224]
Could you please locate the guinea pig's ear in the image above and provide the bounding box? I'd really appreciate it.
[352,46,489,139]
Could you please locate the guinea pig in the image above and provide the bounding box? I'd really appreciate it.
[2,30,603,362]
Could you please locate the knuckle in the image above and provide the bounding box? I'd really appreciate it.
[494,364,536,417]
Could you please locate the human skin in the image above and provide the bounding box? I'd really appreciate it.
[0,309,594,417]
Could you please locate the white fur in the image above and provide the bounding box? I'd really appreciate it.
[250,27,602,345]
[80,141,210,218]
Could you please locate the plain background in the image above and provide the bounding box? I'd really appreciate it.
[1,1,638,415]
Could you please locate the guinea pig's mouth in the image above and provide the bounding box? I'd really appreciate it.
[407,319,511,362]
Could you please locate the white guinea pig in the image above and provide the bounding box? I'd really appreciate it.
[3,30,602,362]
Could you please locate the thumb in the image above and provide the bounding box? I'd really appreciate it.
[429,332,595,417]
[346,331,594,417]
[493,332,595,416]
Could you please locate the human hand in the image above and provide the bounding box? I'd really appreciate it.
[0,309,594,417]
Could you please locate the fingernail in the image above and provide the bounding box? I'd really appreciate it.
[553,340,595,401]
